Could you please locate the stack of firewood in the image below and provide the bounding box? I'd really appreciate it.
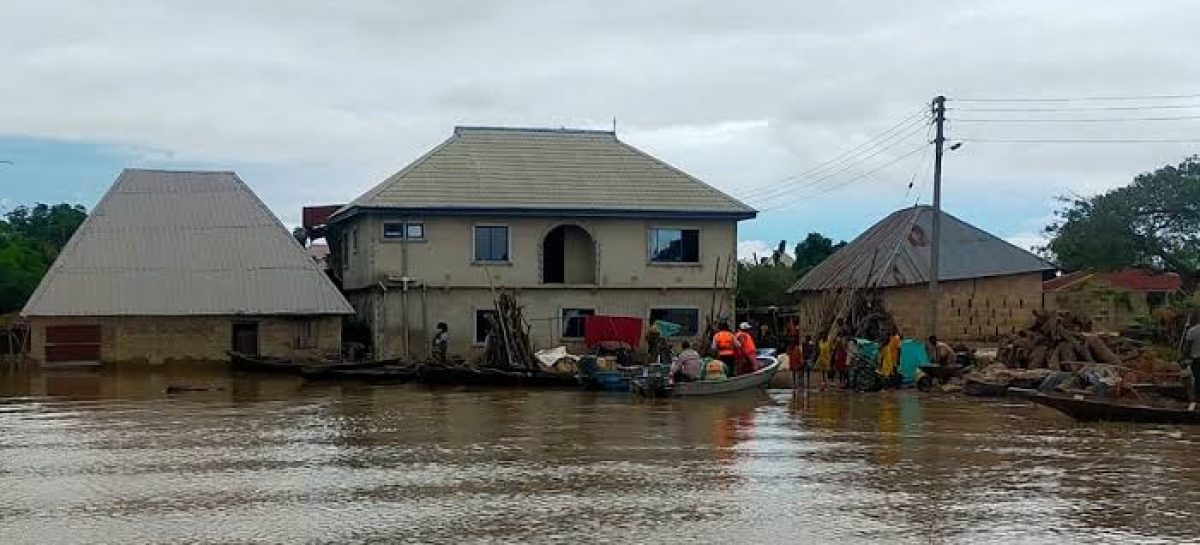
[997,309,1143,369]
[482,291,537,370]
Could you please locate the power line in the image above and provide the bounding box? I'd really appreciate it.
[733,106,929,200]
[740,121,931,204]
[956,137,1200,143]
[759,144,928,212]
[953,104,1200,112]
[951,93,1200,103]
[954,114,1200,123]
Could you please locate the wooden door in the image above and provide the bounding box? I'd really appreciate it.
[45,325,101,363]
[231,323,259,355]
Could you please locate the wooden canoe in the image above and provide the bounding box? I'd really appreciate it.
[1010,387,1200,424]
[963,378,1009,397]
[672,359,780,397]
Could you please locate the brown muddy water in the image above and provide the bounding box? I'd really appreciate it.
[1,364,1198,544]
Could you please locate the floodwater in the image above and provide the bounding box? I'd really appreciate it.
[1,365,1198,544]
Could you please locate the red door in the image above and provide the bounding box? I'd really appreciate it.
[45,325,101,363]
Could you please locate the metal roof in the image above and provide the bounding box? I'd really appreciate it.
[334,126,756,220]
[788,205,1054,292]
[21,169,354,317]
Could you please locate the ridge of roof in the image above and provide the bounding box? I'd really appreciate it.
[334,125,756,221]
[454,125,616,137]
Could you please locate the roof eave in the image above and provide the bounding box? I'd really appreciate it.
[330,204,756,223]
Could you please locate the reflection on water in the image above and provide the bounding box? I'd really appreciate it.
[1,363,1198,544]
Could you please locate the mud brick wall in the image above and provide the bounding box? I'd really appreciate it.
[794,272,1044,342]
[27,315,342,364]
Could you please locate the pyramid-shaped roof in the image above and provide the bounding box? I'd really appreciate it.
[22,169,354,317]
[788,205,1053,292]
[334,126,756,220]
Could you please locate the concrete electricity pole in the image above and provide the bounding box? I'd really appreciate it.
[929,95,946,340]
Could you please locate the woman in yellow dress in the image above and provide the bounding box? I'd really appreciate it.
[816,336,833,389]
[878,333,901,388]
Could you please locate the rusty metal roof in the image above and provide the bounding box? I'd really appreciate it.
[21,169,354,317]
[335,126,756,220]
[788,205,1054,292]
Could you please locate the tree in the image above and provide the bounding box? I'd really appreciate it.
[1045,155,1200,293]
[792,232,846,276]
[3,203,87,261]
[736,261,799,308]
[0,203,88,312]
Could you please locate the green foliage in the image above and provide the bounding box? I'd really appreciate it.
[736,261,798,308]
[1045,156,1200,293]
[792,232,846,276]
[0,203,88,312]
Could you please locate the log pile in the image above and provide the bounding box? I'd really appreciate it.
[482,291,538,370]
[997,309,1143,369]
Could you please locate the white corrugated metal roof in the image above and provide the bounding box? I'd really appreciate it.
[788,205,1054,292]
[21,169,354,317]
[339,126,756,218]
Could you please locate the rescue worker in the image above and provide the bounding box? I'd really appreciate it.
[710,322,740,377]
[735,322,758,375]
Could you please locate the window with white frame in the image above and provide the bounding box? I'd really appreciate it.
[383,221,425,240]
[560,308,595,339]
[649,308,700,337]
[473,225,510,262]
[649,228,699,263]
[474,309,499,344]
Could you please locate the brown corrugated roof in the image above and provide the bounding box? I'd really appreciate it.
[21,169,354,317]
[788,205,1054,292]
[1044,268,1182,293]
[336,126,756,219]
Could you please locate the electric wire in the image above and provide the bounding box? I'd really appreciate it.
[740,120,931,205]
[758,143,928,212]
[951,93,1200,102]
[733,106,929,201]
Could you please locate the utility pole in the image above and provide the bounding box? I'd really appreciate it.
[929,95,946,340]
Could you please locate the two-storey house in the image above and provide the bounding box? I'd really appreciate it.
[328,126,756,359]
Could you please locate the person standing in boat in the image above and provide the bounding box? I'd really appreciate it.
[734,322,758,375]
[710,322,740,377]
[432,322,449,364]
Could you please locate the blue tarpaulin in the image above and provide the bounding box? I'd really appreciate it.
[898,339,930,384]
[853,338,928,385]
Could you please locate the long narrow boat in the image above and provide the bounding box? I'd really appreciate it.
[228,351,388,375]
[670,359,781,397]
[1010,387,1200,424]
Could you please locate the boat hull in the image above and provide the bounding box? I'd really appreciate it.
[1011,387,1200,424]
[672,360,780,397]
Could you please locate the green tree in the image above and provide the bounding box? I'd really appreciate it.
[736,260,799,308]
[0,203,88,312]
[3,203,87,260]
[1045,155,1200,293]
[793,232,846,276]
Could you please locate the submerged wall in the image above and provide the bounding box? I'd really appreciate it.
[26,315,342,365]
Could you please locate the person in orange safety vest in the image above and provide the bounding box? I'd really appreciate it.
[734,322,758,376]
[710,322,740,377]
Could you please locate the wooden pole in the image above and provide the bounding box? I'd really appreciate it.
[929,95,947,339]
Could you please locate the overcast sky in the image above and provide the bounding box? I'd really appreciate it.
[2,1,1198,260]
